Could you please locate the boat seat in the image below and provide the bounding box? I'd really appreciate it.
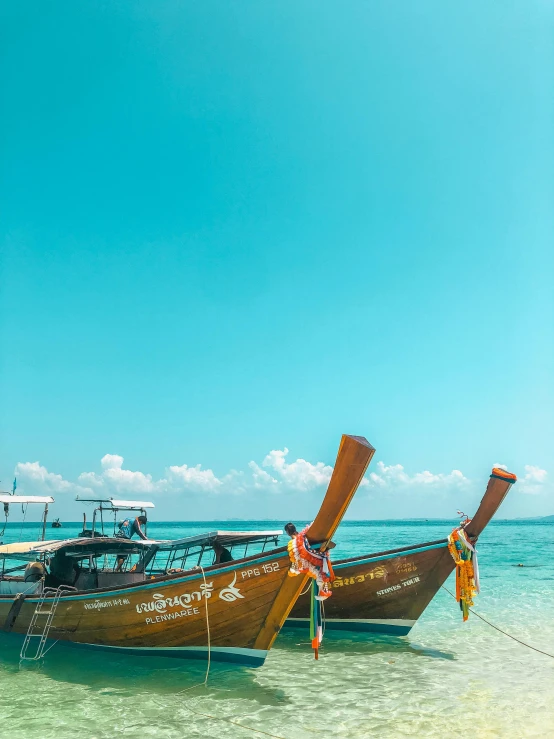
[96,571,146,589]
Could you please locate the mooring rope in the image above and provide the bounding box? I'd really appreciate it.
[175,564,212,694]
[172,565,289,739]
[441,585,554,659]
[178,703,289,739]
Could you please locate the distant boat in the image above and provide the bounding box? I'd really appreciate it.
[52,519,62,529]
[287,467,517,635]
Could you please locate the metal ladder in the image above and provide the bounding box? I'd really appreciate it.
[20,585,76,661]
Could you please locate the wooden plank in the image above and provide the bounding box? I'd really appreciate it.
[306,435,375,544]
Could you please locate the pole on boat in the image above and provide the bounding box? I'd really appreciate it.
[40,503,49,542]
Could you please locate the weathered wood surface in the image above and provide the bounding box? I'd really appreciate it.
[253,434,375,649]
[306,435,376,545]
[289,540,452,623]
[464,472,513,539]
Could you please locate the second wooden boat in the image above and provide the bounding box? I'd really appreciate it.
[286,467,516,635]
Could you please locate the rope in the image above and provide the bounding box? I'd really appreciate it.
[201,563,211,687]
[173,566,288,739]
[178,704,289,739]
[298,580,312,597]
[40,639,59,657]
[441,586,554,659]
[18,503,28,543]
[174,563,211,695]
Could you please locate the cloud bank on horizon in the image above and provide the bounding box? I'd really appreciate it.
[12,449,549,500]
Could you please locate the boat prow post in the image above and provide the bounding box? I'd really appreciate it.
[253,434,375,650]
[464,467,517,539]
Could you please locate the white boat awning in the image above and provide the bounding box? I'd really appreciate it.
[0,495,54,504]
[109,499,155,509]
[75,497,155,509]
[0,540,65,556]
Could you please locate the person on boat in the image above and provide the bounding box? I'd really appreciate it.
[117,514,148,541]
[115,514,148,572]
[284,522,336,550]
[284,523,298,537]
[46,549,79,587]
[213,541,233,564]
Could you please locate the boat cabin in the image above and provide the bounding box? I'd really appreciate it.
[0,493,282,596]
[0,530,282,596]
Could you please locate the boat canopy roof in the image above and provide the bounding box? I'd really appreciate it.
[0,495,54,504]
[0,530,282,560]
[75,496,155,509]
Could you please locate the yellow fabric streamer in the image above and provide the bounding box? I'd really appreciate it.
[447,526,479,621]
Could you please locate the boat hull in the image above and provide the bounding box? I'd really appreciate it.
[286,539,453,635]
[0,631,269,666]
[0,550,291,667]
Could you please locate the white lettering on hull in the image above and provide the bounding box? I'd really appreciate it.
[145,607,200,624]
[376,576,421,597]
[136,573,247,624]
[84,597,130,610]
[241,561,280,580]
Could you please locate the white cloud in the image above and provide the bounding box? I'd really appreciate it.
[18,450,545,502]
[519,465,548,495]
[166,464,222,493]
[15,461,93,496]
[248,461,279,491]
[261,448,334,491]
[78,457,161,495]
[13,448,338,498]
[368,461,469,491]
[101,454,124,470]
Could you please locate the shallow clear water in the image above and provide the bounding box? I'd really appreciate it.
[1,520,553,738]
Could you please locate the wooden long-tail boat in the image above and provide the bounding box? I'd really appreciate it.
[0,434,375,667]
[286,467,516,635]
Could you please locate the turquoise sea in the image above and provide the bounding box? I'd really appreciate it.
[0,519,553,738]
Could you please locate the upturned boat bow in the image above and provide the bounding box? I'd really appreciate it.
[287,466,516,635]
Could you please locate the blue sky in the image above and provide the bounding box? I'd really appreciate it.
[1,1,553,522]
